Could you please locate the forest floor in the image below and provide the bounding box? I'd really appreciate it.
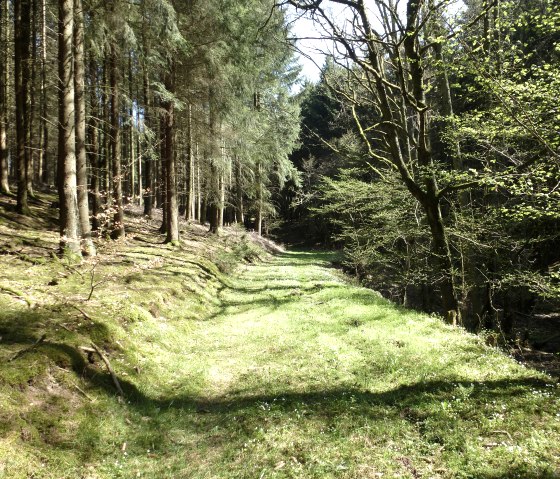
[1,194,560,478]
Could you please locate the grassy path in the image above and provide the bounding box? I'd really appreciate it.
[123,250,559,479]
[2,247,560,478]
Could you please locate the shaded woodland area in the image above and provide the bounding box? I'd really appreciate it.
[0,0,300,251]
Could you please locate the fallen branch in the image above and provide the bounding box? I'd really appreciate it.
[90,342,125,397]
[9,334,47,362]
[74,384,95,402]
[69,303,93,321]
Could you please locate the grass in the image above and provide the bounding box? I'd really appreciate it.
[0,197,559,478]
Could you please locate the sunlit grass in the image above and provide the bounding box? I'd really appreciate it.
[0,207,559,478]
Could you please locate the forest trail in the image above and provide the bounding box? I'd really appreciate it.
[1,236,559,478]
[131,249,559,478]
[178,250,363,400]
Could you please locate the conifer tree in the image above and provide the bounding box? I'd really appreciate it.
[57,0,81,256]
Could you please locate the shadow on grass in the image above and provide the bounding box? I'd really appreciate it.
[2,302,558,477]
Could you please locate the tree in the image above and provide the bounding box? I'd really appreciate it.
[57,0,81,256]
[14,0,32,214]
[163,66,179,243]
[109,23,125,239]
[74,0,95,255]
[0,0,9,194]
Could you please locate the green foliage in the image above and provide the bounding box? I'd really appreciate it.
[316,171,431,300]
[285,0,560,327]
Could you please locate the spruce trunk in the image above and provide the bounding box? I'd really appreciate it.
[57,0,81,256]
[109,42,125,239]
[0,0,9,194]
[14,0,31,215]
[74,0,95,255]
[164,71,178,243]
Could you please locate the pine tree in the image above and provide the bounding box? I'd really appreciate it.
[57,0,81,256]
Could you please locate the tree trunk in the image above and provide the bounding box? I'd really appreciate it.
[185,103,195,220]
[74,0,95,255]
[196,143,201,221]
[219,173,225,227]
[256,161,263,235]
[109,41,125,239]
[57,0,81,256]
[14,0,31,215]
[142,60,153,216]
[422,193,459,322]
[159,111,167,234]
[208,87,220,234]
[164,70,178,244]
[39,0,49,185]
[129,53,136,204]
[102,59,109,200]
[208,166,220,233]
[88,60,100,232]
[136,81,142,208]
[0,0,9,194]
[234,157,244,224]
[28,0,37,192]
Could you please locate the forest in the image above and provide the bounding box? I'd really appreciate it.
[0,0,560,477]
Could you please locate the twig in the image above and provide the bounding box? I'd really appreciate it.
[90,342,125,397]
[69,303,93,321]
[74,384,95,402]
[9,334,47,362]
[85,261,106,301]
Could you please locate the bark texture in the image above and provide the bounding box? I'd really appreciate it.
[74,0,95,255]
[58,0,81,256]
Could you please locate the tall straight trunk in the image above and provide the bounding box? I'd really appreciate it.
[88,60,101,231]
[136,80,142,207]
[128,52,135,204]
[256,162,263,236]
[196,144,201,221]
[39,0,48,184]
[164,70,178,244]
[14,0,31,214]
[154,143,161,208]
[57,0,81,256]
[102,59,109,200]
[185,103,195,220]
[159,111,167,233]
[0,0,9,194]
[219,138,226,227]
[208,167,220,232]
[109,42,125,239]
[208,87,220,234]
[140,6,153,216]
[28,0,37,190]
[219,174,225,227]
[74,0,95,255]
[234,157,244,224]
[142,143,153,216]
